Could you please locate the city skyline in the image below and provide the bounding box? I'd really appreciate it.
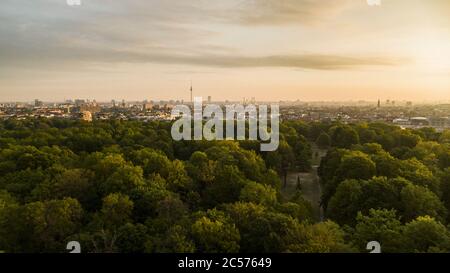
[2,96,450,104]
[1,0,450,102]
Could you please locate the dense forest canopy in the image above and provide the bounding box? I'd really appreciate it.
[0,118,449,253]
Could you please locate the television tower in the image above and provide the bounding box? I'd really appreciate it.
[190,81,193,104]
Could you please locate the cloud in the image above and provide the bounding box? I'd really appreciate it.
[230,0,352,25]
[0,41,409,70]
[0,0,408,72]
[125,52,407,70]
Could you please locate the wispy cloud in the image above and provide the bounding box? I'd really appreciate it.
[230,0,352,25]
[0,0,406,71]
[1,40,408,70]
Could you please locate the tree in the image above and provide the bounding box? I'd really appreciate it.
[400,184,447,223]
[336,151,376,181]
[403,216,450,253]
[129,148,173,178]
[166,160,194,193]
[316,132,331,149]
[101,165,145,196]
[0,168,47,202]
[440,168,450,220]
[224,202,305,253]
[330,125,360,148]
[398,158,439,193]
[353,209,404,252]
[438,148,450,169]
[0,198,83,252]
[265,141,295,187]
[203,165,246,207]
[371,151,401,178]
[191,209,240,253]
[99,193,134,229]
[293,136,312,171]
[32,168,98,210]
[145,225,195,253]
[239,182,277,206]
[116,223,149,253]
[285,220,355,253]
[327,179,363,226]
[85,193,134,253]
[131,174,173,221]
[439,130,450,144]
[393,129,421,148]
[186,151,216,186]
[0,190,16,211]
[318,148,348,183]
[277,201,313,223]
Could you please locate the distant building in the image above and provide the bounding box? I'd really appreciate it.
[79,104,101,114]
[393,118,410,126]
[429,117,450,128]
[143,102,154,111]
[34,99,43,107]
[410,117,429,126]
[81,111,93,122]
[74,99,86,107]
[163,104,175,110]
[208,96,212,104]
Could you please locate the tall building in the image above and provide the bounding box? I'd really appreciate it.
[75,99,85,107]
[208,96,212,103]
[34,99,43,107]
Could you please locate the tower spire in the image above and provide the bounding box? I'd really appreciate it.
[190,80,193,104]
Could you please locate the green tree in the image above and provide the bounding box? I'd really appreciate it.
[265,141,295,187]
[186,151,216,186]
[100,193,134,229]
[439,130,450,144]
[330,125,360,148]
[403,216,450,252]
[353,209,404,252]
[101,165,145,196]
[146,225,195,253]
[400,184,447,223]
[116,223,149,253]
[316,132,331,149]
[336,151,376,181]
[191,209,240,253]
[239,181,277,206]
[327,179,363,226]
[0,198,83,252]
[285,221,355,253]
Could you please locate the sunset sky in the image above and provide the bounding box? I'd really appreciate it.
[1,0,449,102]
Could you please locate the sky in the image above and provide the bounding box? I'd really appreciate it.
[1,0,450,102]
